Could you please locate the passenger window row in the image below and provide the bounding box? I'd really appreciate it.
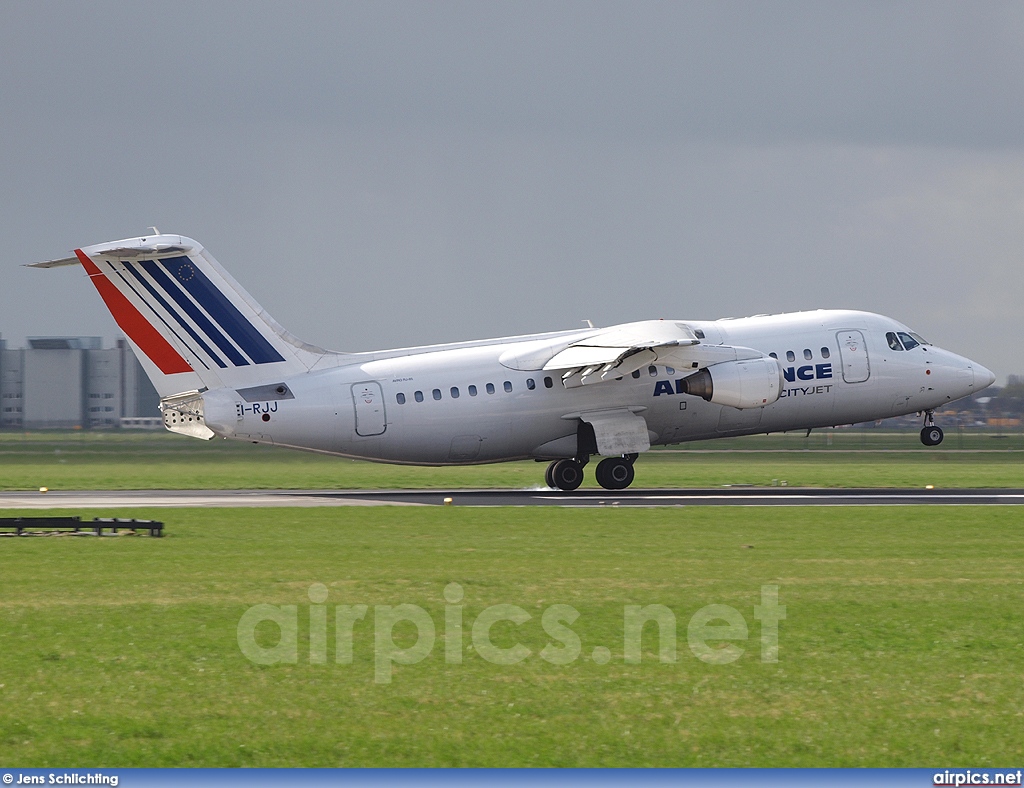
[395,376,555,405]
[769,347,832,362]
[630,365,676,379]
[395,364,688,404]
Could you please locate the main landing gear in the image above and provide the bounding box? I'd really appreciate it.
[545,458,586,491]
[920,410,944,446]
[545,453,638,491]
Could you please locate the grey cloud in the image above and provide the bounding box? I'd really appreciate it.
[4,2,1024,146]
[2,2,1022,381]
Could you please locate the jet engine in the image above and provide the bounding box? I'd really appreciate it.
[679,357,782,409]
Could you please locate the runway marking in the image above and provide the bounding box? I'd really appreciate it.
[0,492,425,509]
[1,489,1023,509]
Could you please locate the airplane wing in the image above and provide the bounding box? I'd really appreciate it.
[540,320,766,387]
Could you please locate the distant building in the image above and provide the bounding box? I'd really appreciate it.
[0,336,160,429]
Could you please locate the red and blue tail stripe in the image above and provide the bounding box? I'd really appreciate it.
[136,258,251,366]
[158,256,284,365]
[76,250,195,375]
[117,263,226,369]
[91,253,287,371]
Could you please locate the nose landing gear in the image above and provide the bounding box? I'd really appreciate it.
[920,410,944,446]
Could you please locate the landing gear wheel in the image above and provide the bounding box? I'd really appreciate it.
[596,457,635,490]
[544,461,559,489]
[921,426,944,446]
[550,459,584,491]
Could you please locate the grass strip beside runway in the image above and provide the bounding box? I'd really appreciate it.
[1,505,1022,766]
[1,431,1023,489]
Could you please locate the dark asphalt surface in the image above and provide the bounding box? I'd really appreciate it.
[308,487,1024,506]
[2,488,1023,508]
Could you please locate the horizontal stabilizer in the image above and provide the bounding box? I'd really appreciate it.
[28,242,193,268]
[88,243,193,259]
[26,255,80,269]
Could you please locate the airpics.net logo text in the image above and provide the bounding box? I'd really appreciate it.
[236,584,785,683]
[934,771,1023,786]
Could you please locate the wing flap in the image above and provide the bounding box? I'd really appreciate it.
[538,319,775,389]
[655,342,765,370]
[548,323,769,389]
[543,320,700,375]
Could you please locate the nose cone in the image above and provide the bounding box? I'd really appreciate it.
[974,363,996,391]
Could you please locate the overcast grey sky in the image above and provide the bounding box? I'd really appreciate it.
[3,1,1023,380]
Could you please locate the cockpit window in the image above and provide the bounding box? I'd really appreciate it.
[909,332,930,346]
[886,332,904,351]
[897,331,919,350]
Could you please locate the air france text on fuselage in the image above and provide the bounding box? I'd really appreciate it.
[778,362,833,398]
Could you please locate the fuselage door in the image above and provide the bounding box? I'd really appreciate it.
[836,330,870,383]
[352,381,387,436]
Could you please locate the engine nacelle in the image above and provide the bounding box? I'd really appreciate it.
[679,357,781,409]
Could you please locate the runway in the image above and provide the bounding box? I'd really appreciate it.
[2,487,1024,508]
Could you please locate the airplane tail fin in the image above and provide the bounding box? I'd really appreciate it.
[29,234,335,400]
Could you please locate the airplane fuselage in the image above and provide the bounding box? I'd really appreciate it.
[202,309,985,465]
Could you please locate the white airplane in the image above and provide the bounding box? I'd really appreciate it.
[31,233,995,490]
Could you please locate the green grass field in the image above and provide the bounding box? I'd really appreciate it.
[2,431,1022,766]
[1,429,1023,490]
[2,506,1023,766]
